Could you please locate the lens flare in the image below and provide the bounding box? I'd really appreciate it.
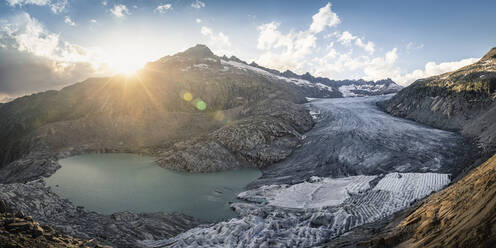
[194,99,207,110]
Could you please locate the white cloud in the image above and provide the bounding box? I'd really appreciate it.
[64,16,75,26]
[336,31,375,54]
[111,4,130,18]
[395,57,479,85]
[337,31,356,45]
[255,3,386,80]
[309,2,340,33]
[90,19,97,23]
[49,0,67,14]
[256,21,316,72]
[155,4,172,14]
[0,13,105,64]
[0,12,111,98]
[101,0,107,6]
[191,0,205,9]
[196,18,202,23]
[6,0,49,6]
[200,26,231,54]
[406,41,424,51]
[6,0,68,14]
[355,38,375,54]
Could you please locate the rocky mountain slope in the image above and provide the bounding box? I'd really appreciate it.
[0,45,315,182]
[383,153,496,247]
[0,44,404,247]
[359,47,496,248]
[0,44,401,182]
[383,47,496,154]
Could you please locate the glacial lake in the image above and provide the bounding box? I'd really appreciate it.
[45,153,262,222]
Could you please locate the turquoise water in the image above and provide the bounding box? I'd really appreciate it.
[45,153,261,222]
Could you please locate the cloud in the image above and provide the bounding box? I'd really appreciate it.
[191,0,205,9]
[196,18,202,23]
[406,41,424,51]
[6,0,68,14]
[256,21,316,72]
[355,38,375,54]
[200,26,231,54]
[101,0,107,6]
[337,31,356,45]
[49,0,67,14]
[0,12,111,98]
[110,4,130,18]
[394,57,479,85]
[90,19,97,23]
[309,2,340,33]
[64,16,75,26]
[6,0,50,6]
[155,4,172,14]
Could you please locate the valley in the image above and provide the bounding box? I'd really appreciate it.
[141,95,473,247]
[0,45,493,248]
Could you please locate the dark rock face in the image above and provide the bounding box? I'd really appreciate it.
[382,48,496,154]
[0,180,200,247]
[156,99,313,172]
[0,200,108,248]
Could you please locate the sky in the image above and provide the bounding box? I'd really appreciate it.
[0,0,495,102]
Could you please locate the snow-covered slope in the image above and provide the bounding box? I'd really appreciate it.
[339,81,403,97]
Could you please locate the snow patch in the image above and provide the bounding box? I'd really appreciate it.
[239,175,376,209]
[221,60,334,92]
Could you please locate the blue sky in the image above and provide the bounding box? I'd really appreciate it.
[0,0,495,101]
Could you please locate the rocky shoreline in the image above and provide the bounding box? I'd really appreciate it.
[0,179,200,247]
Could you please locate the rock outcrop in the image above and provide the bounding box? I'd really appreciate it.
[382,47,496,154]
[0,199,109,248]
[0,180,200,247]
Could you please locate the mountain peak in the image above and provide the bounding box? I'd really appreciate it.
[177,44,215,59]
[481,47,496,61]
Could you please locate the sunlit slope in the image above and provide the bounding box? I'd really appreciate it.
[383,47,496,154]
[0,45,316,182]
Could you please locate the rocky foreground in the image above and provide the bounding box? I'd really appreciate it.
[0,199,108,248]
[0,180,200,247]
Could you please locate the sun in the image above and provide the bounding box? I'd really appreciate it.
[110,59,146,75]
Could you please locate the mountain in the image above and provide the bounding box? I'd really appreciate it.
[383,47,496,154]
[0,44,405,247]
[0,44,401,183]
[246,61,402,97]
[0,44,315,183]
[364,47,496,247]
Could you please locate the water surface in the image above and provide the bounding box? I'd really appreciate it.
[46,153,261,222]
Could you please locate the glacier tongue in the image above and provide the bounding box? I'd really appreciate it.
[140,172,450,248]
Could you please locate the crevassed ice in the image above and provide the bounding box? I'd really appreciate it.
[140,172,450,248]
